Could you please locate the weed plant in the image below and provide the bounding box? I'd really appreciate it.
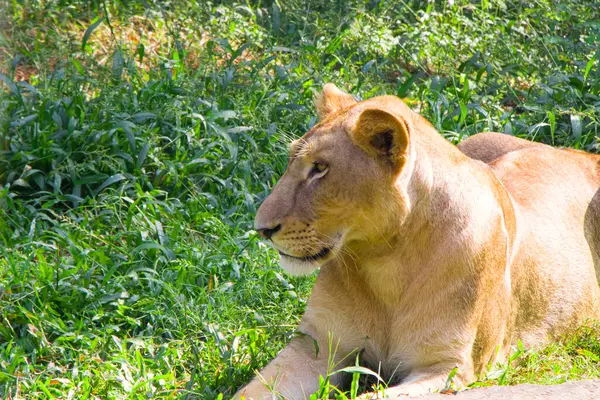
[1,0,600,398]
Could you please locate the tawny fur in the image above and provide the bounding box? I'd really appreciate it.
[236,85,600,399]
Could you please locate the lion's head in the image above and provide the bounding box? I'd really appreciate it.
[255,84,419,275]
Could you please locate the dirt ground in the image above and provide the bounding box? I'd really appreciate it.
[414,380,600,400]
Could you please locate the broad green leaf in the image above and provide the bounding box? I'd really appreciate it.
[212,110,236,120]
[133,242,174,260]
[136,142,150,169]
[112,50,125,79]
[133,112,157,123]
[584,53,597,81]
[11,114,37,128]
[72,59,85,75]
[75,174,107,185]
[81,17,105,51]
[94,174,126,195]
[0,72,18,95]
[570,115,582,140]
[117,120,137,152]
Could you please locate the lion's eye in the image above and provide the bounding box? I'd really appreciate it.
[309,162,329,179]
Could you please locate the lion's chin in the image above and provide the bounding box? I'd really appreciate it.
[279,257,321,276]
[278,248,332,276]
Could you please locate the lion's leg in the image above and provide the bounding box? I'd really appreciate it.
[234,334,348,400]
[359,363,470,399]
[383,368,457,397]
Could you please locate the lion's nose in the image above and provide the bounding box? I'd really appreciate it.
[256,224,282,240]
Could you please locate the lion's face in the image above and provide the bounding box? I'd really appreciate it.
[254,84,411,275]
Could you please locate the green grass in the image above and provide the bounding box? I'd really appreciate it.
[1,0,600,398]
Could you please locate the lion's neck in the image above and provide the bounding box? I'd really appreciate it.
[338,124,500,305]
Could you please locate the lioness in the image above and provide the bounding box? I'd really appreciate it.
[235,84,600,399]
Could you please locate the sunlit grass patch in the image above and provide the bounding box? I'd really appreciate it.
[479,322,600,387]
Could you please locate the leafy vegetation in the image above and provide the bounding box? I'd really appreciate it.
[1,0,599,398]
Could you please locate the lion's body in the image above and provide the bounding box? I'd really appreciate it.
[462,134,600,346]
[236,87,600,399]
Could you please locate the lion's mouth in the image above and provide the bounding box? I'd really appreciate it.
[279,247,331,262]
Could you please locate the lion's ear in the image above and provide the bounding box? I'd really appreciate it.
[314,83,357,119]
[351,108,409,168]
